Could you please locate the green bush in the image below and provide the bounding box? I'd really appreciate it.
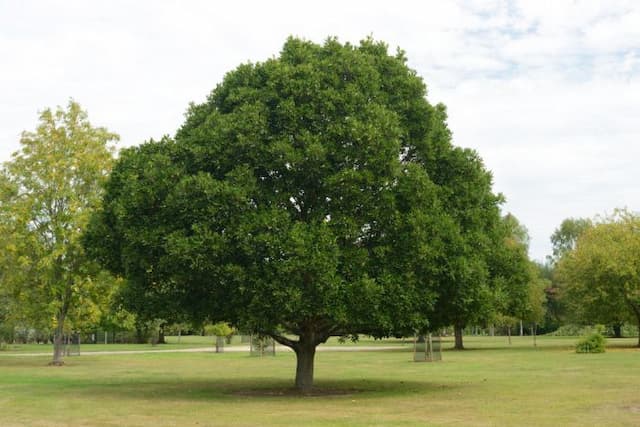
[575,333,606,353]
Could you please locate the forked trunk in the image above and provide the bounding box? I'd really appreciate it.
[272,329,326,393]
[454,324,464,350]
[294,343,316,393]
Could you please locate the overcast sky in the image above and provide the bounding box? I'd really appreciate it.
[1,0,638,261]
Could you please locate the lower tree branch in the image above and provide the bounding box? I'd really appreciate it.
[270,333,298,350]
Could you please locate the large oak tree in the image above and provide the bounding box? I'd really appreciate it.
[86,37,503,391]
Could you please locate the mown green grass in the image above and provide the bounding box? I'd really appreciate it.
[0,336,638,426]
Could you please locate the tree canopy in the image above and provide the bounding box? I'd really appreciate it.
[86,37,505,391]
[550,217,592,263]
[0,100,118,364]
[556,210,640,345]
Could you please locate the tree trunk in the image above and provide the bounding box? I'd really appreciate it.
[294,343,316,393]
[519,320,523,336]
[271,328,329,393]
[629,303,640,347]
[532,323,537,347]
[454,324,464,350]
[158,324,166,344]
[507,326,512,345]
[612,323,622,338]
[135,326,145,344]
[50,313,66,366]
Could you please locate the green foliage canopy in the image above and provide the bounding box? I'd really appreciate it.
[557,209,640,346]
[86,37,505,389]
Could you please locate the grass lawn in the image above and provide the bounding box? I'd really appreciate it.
[0,336,638,426]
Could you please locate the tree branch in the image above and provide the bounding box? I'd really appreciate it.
[270,333,298,350]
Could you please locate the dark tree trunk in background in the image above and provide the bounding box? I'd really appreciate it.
[612,323,622,338]
[135,326,145,344]
[630,304,640,347]
[454,324,464,350]
[158,324,166,344]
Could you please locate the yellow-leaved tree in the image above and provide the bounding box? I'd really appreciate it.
[0,100,118,364]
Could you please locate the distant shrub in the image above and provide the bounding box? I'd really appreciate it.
[575,333,606,353]
[548,324,605,337]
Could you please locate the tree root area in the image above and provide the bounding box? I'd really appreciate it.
[231,387,362,397]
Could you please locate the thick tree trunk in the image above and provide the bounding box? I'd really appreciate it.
[294,343,316,393]
[454,324,464,350]
[271,326,330,393]
[50,313,66,366]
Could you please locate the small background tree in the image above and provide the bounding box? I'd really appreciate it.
[557,209,640,346]
[0,100,117,364]
[204,322,234,352]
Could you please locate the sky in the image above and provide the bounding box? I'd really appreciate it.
[1,0,639,261]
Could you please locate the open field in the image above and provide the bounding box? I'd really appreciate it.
[1,336,639,426]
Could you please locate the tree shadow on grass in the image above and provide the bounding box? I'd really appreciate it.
[80,377,459,401]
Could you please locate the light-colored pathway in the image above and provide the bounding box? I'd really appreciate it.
[0,345,407,357]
